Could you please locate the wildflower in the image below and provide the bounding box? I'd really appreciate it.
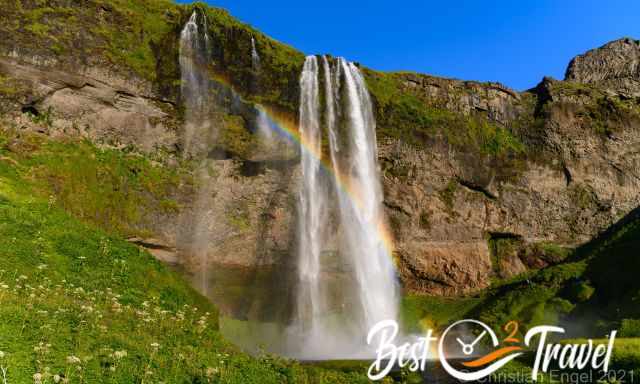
[114,350,127,359]
[37,264,47,270]
[66,355,81,364]
[33,373,42,384]
[150,342,160,350]
[0,351,4,358]
[206,367,219,377]
[53,374,61,383]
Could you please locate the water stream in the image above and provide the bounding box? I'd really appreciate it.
[290,55,400,359]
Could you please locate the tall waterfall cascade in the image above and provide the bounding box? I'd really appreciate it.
[178,11,217,294]
[291,55,400,359]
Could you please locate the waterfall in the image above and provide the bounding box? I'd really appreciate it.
[332,58,399,328]
[251,37,261,70]
[291,55,399,358]
[179,11,214,157]
[179,11,216,293]
[294,56,329,350]
[256,108,273,143]
[179,10,398,357]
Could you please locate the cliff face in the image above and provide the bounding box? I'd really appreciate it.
[1,1,639,299]
[565,37,640,97]
[373,62,640,294]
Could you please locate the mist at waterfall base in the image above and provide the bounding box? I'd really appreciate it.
[177,12,402,360]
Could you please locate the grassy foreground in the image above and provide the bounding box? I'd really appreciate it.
[0,126,373,383]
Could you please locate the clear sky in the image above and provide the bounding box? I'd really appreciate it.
[177,1,640,90]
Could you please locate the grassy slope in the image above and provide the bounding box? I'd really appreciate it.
[473,207,640,334]
[0,126,191,239]
[400,213,640,383]
[0,126,370,383]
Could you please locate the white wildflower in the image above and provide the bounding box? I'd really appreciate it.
[66,355,81,364]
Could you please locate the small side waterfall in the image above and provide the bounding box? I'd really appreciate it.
[256,107,274,142]
[179,11,213,157]
[251,37,261,70]
[291,55,399,358]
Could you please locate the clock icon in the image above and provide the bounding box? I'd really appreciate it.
[457,329,487,355]
[438,319,524,382]
[441,319,497,358]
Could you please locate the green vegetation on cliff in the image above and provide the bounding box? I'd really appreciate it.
[363,69,525,156]
[0,0,304,113]
[0,124,190,238]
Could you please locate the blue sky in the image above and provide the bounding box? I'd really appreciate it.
[178,1,640,90]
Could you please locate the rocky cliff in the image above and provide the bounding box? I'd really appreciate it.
[1,1,639,306]
[566,37,640,97]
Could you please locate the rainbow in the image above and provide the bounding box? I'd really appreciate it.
[254,103,397,260]
[207,71,397,260]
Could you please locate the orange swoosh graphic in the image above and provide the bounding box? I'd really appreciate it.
[462,346,523,368]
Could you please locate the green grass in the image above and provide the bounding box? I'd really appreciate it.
[0,126,191,238]
[400,295,481,332]
[0,127,371,382]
